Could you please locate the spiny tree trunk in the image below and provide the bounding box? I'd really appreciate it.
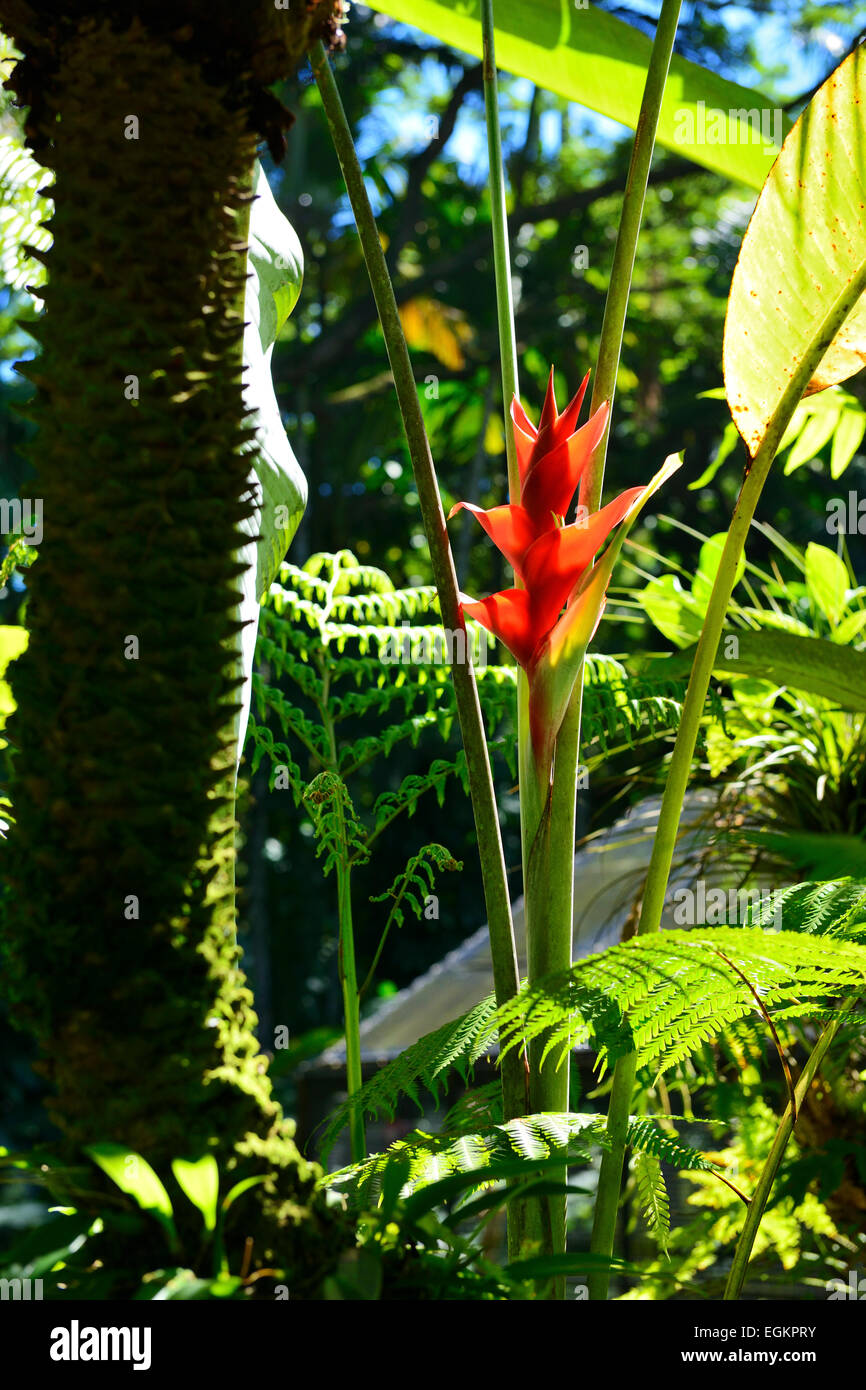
[0,0,347,1284]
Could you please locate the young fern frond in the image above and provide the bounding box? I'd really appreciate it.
[370,844,463,932]
[303,771,370,874]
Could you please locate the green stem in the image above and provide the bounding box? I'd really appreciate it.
[589,249,866,1303]
[581,0,683,504]
[337,842,365,1163]
[724,1014,843,1300]
[323,694,366,1162]
[311,41,526,1139]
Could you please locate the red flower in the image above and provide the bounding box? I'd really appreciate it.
[448,369,680,773]
[449,369,638,669]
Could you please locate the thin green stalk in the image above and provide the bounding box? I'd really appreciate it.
[322,695,366,1163]
[724,1013,843,1300]
[310,42,526,1139]
[336,845,365,1163]
[581,0,683,505]
[589,255,866,1299]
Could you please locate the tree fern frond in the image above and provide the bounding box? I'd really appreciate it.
[626,1118,724,1175]
[742,879,866,940]
[371,755,470,830]
[324,1113,607,1207]
[495,928,866,1081]
[317,998,499,1162]
[440,1081,504,1135]
[632,1149,670,1254]
[247,725,304,801]
[0,131,52,293]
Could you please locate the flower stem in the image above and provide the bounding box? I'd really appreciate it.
[311,40,526,1136]
[589,261,866,1300]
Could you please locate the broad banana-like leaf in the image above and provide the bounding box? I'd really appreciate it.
[366,0,787,189]
[233,164,307,766]
[725,46,866,458]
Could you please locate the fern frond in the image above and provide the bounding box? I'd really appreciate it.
[742,879,866,940]
[626,1118,724,1175]
[632,1149,670,1254]
[250,679,330,758]
[440,1081,504,1135]
[326,1112,727,1214]
[495,928,866,1081]
[339,711,455,773]
[317,997,498,1162]
[325,1112,607,1207]
[247,725,304,801]
[370,844,462,931]
[0,131,52,293]
[371,755,470,831]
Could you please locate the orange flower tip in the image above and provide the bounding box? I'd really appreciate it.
[446,501,463,521]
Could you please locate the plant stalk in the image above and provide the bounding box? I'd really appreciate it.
[311,41,526,1138]
[336,846,365,1163]
[324,698,366,1163]
[724,1013,843,1299]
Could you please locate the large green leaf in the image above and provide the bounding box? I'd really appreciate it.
[85,1144,177,1245]
[366,0,788,188]
[710,629,866,712]
[725,46,866,457]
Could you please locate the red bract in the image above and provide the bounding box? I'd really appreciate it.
[450,369,635,671]
[448,369,680,776]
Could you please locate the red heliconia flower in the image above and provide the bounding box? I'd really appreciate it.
[449,368,680,774]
